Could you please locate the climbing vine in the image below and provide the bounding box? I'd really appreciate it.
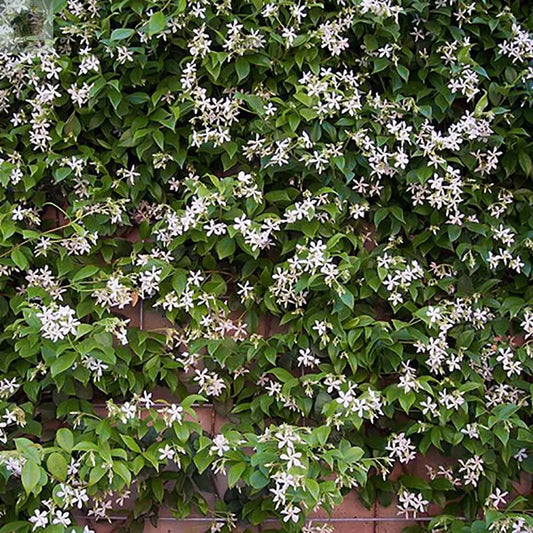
[0,0,532,532]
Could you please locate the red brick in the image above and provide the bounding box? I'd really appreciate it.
[311,491,374,520]
[376,520,419,533]
[142,305,172,331]
[111,303,141,328]
[331,522,374,533]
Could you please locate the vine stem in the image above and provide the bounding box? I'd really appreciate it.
[0,212,87,259]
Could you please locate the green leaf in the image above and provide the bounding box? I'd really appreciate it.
[373,57,389,73]
[89,464,107,486]
[132,455,144,475]
[56,429,74,453]
[113,461,132,485]
[174,0,187,12]
[475,92,488,114]
[110,28,135,40]
[147,12,166,35]
[16,439,41,462]
[313,425,331,446]
[72,265,99,282]
[52,0,66,12]
[216,237,235,259]
[374,207,389,227]
[342,445,364,463]
[21,460,41,494]
[235,57,250,81]
[390,206,405,223]
[237,93,264,115]
[108,87,122,110]
[11,248,28,270]
[172,269,188,294]
[120,435,141,453]
[399,391,416,413]
[264,347,277,365]
[419,105,432,118]
[364,34,378,51]
[228,462,246,488]
[447,225,461,242]
[397,65,409,82]
[47,453,67,481]
[294,91,313,106]
[364,270,381,292]
[128,92,150,105]
[288,113,301,132]
[53,167,72,182]
[51,352,78,377]
[305,478,320,500]
[339,289,354,308]
[400,475,430,490]
[249,469,269,489]
[494,424,509,446]
[193,448,213,474]
[519,151,532,177]
[0,522,28,533]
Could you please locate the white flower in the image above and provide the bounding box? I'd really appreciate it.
[312,320,330,336]
[138,267,162,298]
[514,448,528,462]
[162,403,183,425]
[139,391,154,408]
[120,401,137,421]
[233,214,252,232]
[158,444,175,461]
[461,423,479,439]
[204,219,227,236]
[12,205,25,221]
[188,270,205,286]
[297,348,320,368]
[67,82,94,106]
[52,510,71,527]
[116,46,134,64]
[237,281,254,301]
[486,487,508,509]
[279,450,303,469]
[210,434,230,457]
[420,397,438,417]
[281,504,300,523]
[118,165,140,185]
[29,510,49,531]
[386,433,416,464]
[71,487,89,509]
[194,369,226,397]
[78,53,100,75]
[458,455,484,487]
[36,304,80,342]
[521,311,533,338]
[397,490,429,518]
[92,275,132,309]
[426,306,442,324]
